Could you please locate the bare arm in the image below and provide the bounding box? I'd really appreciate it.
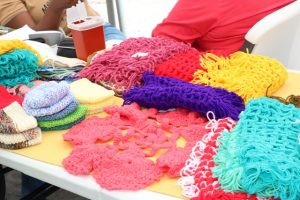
[6,0,78,31]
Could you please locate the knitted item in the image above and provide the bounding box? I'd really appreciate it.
[41,116,85,131]
[1,102,37,133]
[42,55,86,68]
[92,146,163,190]
[213,97,300,200]
[154,48,205,82]
[0,86,23,109]
[178,117,261,200]
[63,104,219,190]
[0,49,39,87]
[84,97,117,115]
[23,92,75,117]
[123,73,245,120]
[23,81,70,109]
[36,66,82,82]
[35,100,78,121]
[63,144,118,175]
[70,78,114,104]
[5,80,46,98]
[38,105,87,129]
[79,37,192,91]
[0,40,42,65]
[192,52,288,103]
[0,127,42,150]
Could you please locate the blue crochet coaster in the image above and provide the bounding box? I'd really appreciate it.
[36,100,78,121]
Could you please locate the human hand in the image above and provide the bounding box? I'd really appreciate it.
[49,0,81,11]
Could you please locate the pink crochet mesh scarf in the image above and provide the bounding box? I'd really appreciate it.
[63,103,221,190]
[79,37,192,93]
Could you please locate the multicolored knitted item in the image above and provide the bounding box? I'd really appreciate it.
[36,66,82,82]
[0,127,42,150]
[213,97,300,200]
[0,49,39,87]
[0,40,42,65]
[38,105,87,131]
[5,80,46,98]
[154,48,205,82]
[79,37,192,92]
[192,52,288,103]
[70,78,114,104]
[23,81,69,109]
[35,100,78,121]
[178,115,261,200]
[123,73,245,120]
[0,102,37,133]
[0,86,23,109]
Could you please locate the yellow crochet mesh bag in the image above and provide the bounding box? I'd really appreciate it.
[0,39,42,65]
[192,52,288,103]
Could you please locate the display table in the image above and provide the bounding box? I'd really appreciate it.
[0,71,299,200]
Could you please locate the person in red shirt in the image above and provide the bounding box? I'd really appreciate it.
[152,0,295,55]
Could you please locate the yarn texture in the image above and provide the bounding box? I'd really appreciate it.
[123,73,245,120]
[79,37,192,91]
[192,52,288,103]
[213,97,300,200]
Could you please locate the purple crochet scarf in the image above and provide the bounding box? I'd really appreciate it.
[123,73,245,120]
[79,37,192,91]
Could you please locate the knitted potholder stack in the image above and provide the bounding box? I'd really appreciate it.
[79,37,192,93]
[23,81,87,131]
[213,97,300,200]
[0,40,42,87]
[154,48,205,82]
[192,52,288,103]
[123,73,245,120]
[0,102,41,149]
[70,78,117,115]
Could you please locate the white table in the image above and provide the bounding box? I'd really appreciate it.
[0,149,180,200]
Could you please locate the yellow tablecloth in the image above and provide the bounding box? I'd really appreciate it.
[10,71,300,199]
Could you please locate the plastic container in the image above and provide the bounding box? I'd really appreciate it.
[67,3,105,61]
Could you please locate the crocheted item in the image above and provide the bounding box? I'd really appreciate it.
[0,49,39,87]
[6,80,46,98]
[84,97,117,115]
[70,78,114,104]
[0,127,42,150]
[41,116,85,131]
[79,37,192,91]
[38,105,87,129]
[0,40,42,65]
[23,81,70,109]
[63,144,118,175]
[63,104,224,190]
[123,73,245,120]
[36,65,82,82]
[35,100,78,121]
[192,52,288,103]
[92,146,163,190]
[213,97,300,200]
[1,102,37,133]
[0,86,23,109]
[178,115,261,200]
[23,92,75,117]
[154,48,205,82]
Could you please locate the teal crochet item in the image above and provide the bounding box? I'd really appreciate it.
[0,49,39,87]
[213,97,300,200]
[41,116,85,131]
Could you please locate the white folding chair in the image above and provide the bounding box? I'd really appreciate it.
[245,0,300,70]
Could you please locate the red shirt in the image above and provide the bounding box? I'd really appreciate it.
[152,0,295,55]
